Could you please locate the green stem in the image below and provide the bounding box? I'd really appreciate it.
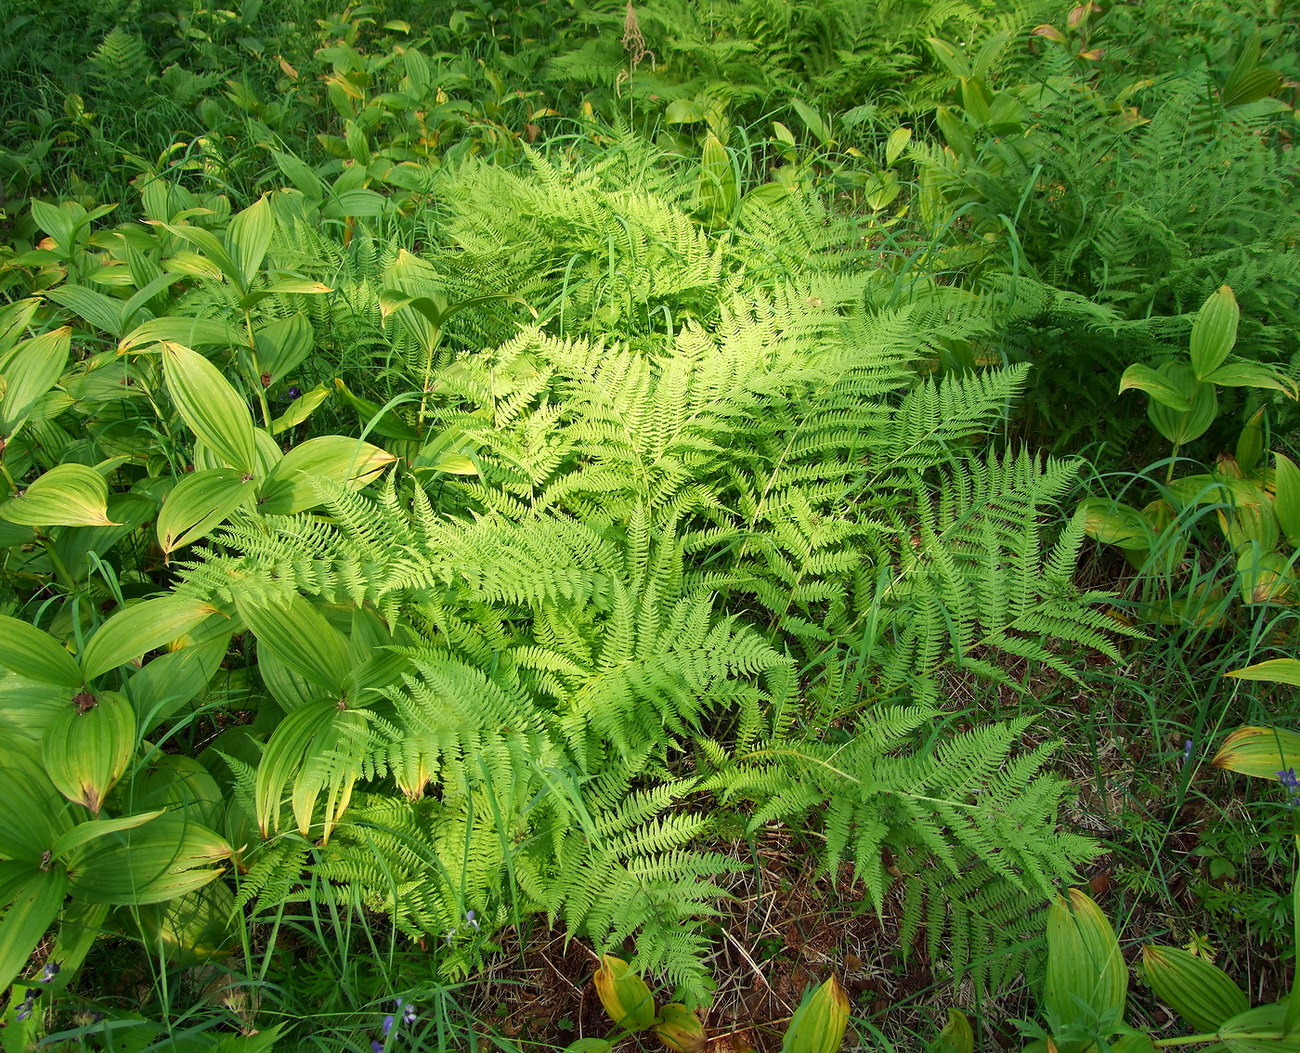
[1151,1033,1222,1048]
[242,310,273,429]
[38,534,77,587]
[1166,441,1181,485]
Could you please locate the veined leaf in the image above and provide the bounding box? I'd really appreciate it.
[81,596,224,681]
[0,463,118,527]
[69,816,231,905]
[253,313,315,383]
[160,341,258,473]
[0,613,82,687]
[257,435,396,515]
[1141,945,1249,1033]
[782,975,849,1053]
[41,690,137,814]
[1118,363,1190,410]
[226,194,274,289]
[1274,453,1300,546]
[0,868,69,992]
[1,327,72,439]
[51,810,165,859]
[157,467,257,556]
[0,753,75,861]
[254,700,369,842]
[235,591,351,694]
[1044,889,1126,1032]
[1212,724,1300,777]
[1189,286,1239,380]
[119,316,243,352]
[1204,362,1298,398]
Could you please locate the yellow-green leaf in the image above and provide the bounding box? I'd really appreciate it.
[594,954,657,1032]
[257,435,396,514]
[226,194,274,288]
[0,869,68,992]
[0,463,118,527]
[160,341,257,473]
[1044,889,1127,1032]
[0,327,71,439]
[782,976,850,1053]
[0,614,82,687]
[157,467,257,556]
[41,690,137,814]
[81,596,223,681]
[1212,725,1300,778]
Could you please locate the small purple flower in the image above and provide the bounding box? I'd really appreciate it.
[372,1043,384,1053]
[465,909,479,931]
[40,962,60,983]
[15,989,37,1021]
[1181,739,1194,767]
[1279,767,1300,790]
[382,1013,395,1038]
[286,386,302,400]
[402,1002,417,1026]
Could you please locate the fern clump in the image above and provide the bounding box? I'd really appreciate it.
[181,279,1121,996]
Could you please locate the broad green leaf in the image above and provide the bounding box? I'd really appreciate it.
[1078,498,1152,550]
[236,591,351,694]
[160,341,257,473]
[1237,406,1267,474]
[0,869,69,992]
[226,194,274,288]
[1211,724,1300,777]
[51,810,164,859]
[0,613,82,686]
[1118,363,1191,410]
[137,879,237,962]
[270,383,330,434]
[322,188,388,219]
[1141,945,1249,1033]
[700,131,737,225]
[119,315,243,352]
[781,975,849,1053]
[1044,888,1127,1032]
[157,467,257,556]
[257,435,396,514]
[127,635,230,732]
[0,327,72,438]
[272,150,324,200]
[253,313,315,382]
[926,36,972,79]
[1219,1004,1300,1053]
[1204,362,1298,398]
[885,126,912,166]
[1147,365,1218,446]
[929,1010,974,1053]
[69,816,230,905]
[145,220,239,284]
[41,690,137,814]
[1275,453,1300,546]
[46,285,125,336]
[0,753,74,860]
[254,699,368,841]
[81,595,224,681]
[1190,286,1239,380]
[0,462,118,527]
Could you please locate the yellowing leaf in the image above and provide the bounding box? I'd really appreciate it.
[0,463,118,527]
